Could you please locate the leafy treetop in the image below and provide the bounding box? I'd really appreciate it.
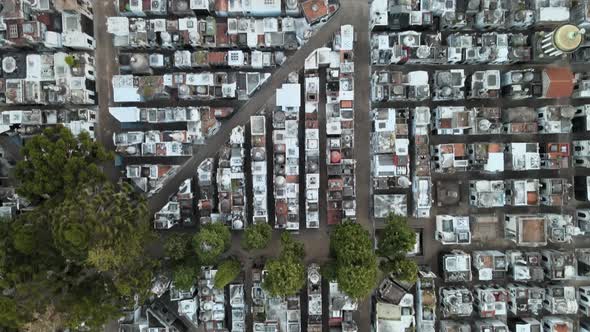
[193,223,231,265]
[0,128,155,330]
[214,259,241,289]
[242,223,272,251]
[262,233,305,297]
[330,221,378,299]
[14,126,113,203]
[377,214,418,282]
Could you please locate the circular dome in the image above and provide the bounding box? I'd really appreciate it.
[437,72,452,86]
[126,146,138,155]
[130,54,148,70]
[275,154,285,164]
[398,176,411,187]
[178,84,190,95]
[275,176,286,186]
[479,119,491,131]
[308,163,318,173]
[553,24,585,52]
[274,111,286,122]
[330,151,341,164]
[511,72,523,83]
[2,57,16,73]
[402,35,416,47]
[523,72,534,82]
[233,220,243,229]
[252,148,265,161]
[561,106,576,118]
[309,271,320,284]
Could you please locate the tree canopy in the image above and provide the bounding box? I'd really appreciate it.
[163,233,193,262]
[14,126,113,203]
[242,223,272,250]
[193,223,231,265]
[330,221,378,299]
[214,259,241,289]
[262,233,305,297]
[0,127,155,330]
[377,214,418,282]
[0,185,156,329]
[50,182,151,274]
[173,264,198,290]
[377,214,416,256]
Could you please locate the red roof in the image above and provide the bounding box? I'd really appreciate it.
[275,201,288,217]
[208,52,226,64]
[330,150,341,164]
[302,0,329,24]
[216,22,228,46]
[215,0,228,12]
[543,67,574,98]
[340,100,353,109]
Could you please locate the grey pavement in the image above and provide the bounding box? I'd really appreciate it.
[94,0,120,181]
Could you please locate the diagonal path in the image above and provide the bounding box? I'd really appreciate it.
[145,8,358,215]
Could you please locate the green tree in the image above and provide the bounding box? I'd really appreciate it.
[59,286,120,331]
[173,264,198,290]
[242,223,272,250]
[49,182,151,275]
[280,232,304,259]
[163,233,193,261]
[214,259,241,289]
[379,259,418,283]
[193,223,231,265]
[0,296,26,328]
[377,214,418,282]
[262,233,305,297]
[14,126,113,203]
[12,222,37,255]
[377,214,416,257]
[0,132,157,331]
[330,221,378,299]
[335,263,377,299]
[263,255,305,297]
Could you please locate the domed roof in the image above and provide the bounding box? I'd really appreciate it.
[553,24,585,52]
[233,219,243,229]
[126,146,138,155]
[2,57,16,73]
[130,54,149,71]
[330,151,341,164]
